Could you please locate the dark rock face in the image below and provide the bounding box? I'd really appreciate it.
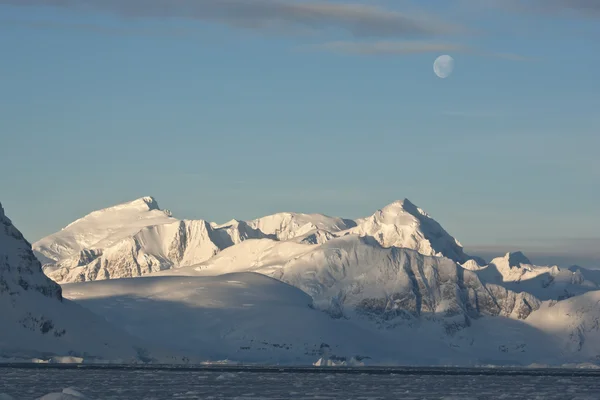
[0,202,62,301]
[352,266,541,326]
[320,248,544,336]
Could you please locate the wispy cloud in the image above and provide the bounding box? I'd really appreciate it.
[523,0,600,16]
[469,0,600,18]
[0,0,465,38]
[303,40,531,60]
[487,52,535,61]
[0,19,193,37]
[305,40,469,55]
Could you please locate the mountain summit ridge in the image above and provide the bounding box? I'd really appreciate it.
[62,196,164,231]
[34,196,175,265]
[35,196,482,283]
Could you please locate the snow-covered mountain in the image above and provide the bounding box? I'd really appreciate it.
[172,236,561,329]
[35,197,480,283]
[34,197,174,263]
[28,196,600,366]
[36,198,272,283]
[0,201,179,363]
[342,199,475,263]
[478,252,600,301]
[246,212,356,241]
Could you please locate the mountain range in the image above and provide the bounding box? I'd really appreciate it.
[2,196,599,366]
[33,197,478,283]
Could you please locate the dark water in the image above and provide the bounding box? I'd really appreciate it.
[2,365,600,399]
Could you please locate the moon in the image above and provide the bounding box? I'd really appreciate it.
[433,55,454,79]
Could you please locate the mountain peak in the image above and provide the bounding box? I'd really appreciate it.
[505,251,532,267]
[374,198,434,226]
[399,198,416,207]
[127,196,161,211]
[490,251,533,271]
[217,219,242,227]
[34,196,175,263]
[380,198,429,218]
[0,201,11,230]
[385,198,415,208]
[58,196,167,232]
[346,199,471,263]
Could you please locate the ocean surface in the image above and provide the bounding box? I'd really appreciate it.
[1,365,600,399]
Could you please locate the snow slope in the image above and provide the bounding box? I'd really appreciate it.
[476,252,599,301]
[0,201,178,363]
[37,197,481,283]
[60,248,600,365]
[62,272,566,366]
[153,233,600,365]
[176,236,544,327]
[527,290,600,357]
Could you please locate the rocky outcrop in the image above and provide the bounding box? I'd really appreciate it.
[0,202,62,300]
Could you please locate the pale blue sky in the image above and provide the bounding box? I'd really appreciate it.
[1,1,598,266]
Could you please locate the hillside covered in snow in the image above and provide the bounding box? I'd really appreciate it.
[62,271,566,366]
[29,196,600,366]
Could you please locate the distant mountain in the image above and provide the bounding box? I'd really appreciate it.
[342,199,475,263]
[246,212,356,241]
[35,197,481,283]
[35,197,272,283]
[0,201,177,363]
[34,197,174,263]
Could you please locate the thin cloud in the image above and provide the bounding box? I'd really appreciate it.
[471,0,600,17]
[0,19,193,37]
[525,0,600,16]
[304,40,531,60]
[306,40,469,55]
[485,52,535,61]
[0,0,465,37]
